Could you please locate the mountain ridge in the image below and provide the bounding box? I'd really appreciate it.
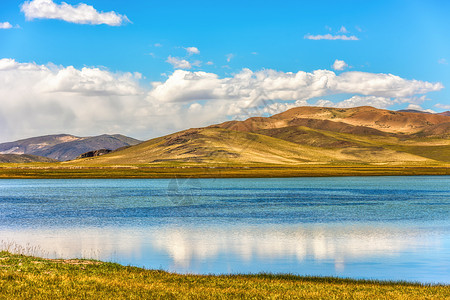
[2,106,449,165]
[70,106,450,165]
[0,134,142,161]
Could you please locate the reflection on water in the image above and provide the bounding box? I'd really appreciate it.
[1,224,448,283]
[0,177,449,283]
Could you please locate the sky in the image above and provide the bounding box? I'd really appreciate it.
[0,0,449,142]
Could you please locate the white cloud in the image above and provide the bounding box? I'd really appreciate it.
[185,47,200,55]
[405,104,435,113]
[0,22,13,29]
[263,96,396,115]
[434,103,450,110]
[149,69,443,103]
[206,61,214,65]
[332,59,348,71]
[166,56,192,69]
[333,95,394,108]
[0,59,141,96]
[191,60,202,67]
[304,34,359,41]
[20,0,129,26]
[438,58,448,65]
[0,58,444,142]
[338,26,348,33]
[154,43,162,47]
[0,59,148,142]
[226,53,234,62]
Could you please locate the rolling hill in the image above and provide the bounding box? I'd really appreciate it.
[69,106,450,166]
[0,134,141,161]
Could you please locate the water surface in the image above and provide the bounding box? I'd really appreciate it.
[0,176,449,283]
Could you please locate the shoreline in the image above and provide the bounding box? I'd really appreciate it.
[1,164,449,179]
[1,251,448,299]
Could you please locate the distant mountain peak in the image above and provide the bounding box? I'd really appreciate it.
[0,134,142,161]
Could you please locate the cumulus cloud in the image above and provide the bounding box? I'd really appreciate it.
[304,34,359,41]
[0,59,141,95]
[226,53,234,62]
[20,0,129,26]
[166,56,192,69]
[0,58,443,142]
[149,69,443,103]
[332,59,348,71]
[0,58,144,142]
[0,22,13,29]
[185,47,200,55]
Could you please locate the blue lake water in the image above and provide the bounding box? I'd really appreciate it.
[0,176,449,283]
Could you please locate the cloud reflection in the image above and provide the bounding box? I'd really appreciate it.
[0,224,441,274]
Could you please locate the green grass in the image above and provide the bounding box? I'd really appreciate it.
[0,252,448,299]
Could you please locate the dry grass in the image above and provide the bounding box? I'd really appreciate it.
[0,163,449,178]
[0,251,448,299]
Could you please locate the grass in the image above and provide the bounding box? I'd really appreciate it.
[0,251,448,299]
[0,163,449,178]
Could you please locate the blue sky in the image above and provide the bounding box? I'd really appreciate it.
[0,0,449,141]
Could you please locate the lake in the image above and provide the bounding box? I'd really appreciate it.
[0,176,449,284]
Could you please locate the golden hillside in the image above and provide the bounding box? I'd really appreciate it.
[68,106,450,165]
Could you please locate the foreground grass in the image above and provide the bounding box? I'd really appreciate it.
[0,252,448,299]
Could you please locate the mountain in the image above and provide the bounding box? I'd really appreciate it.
[397,109,431,114]
[0,134,142,161]
[0,154,58,163]
[67,127,431,165]
[242,106,449,134]
[71,106,450,165]
[438,111,450,116]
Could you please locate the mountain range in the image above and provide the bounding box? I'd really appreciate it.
[1,106,449,166]
[0,134,142,161]
[66,106,450,166]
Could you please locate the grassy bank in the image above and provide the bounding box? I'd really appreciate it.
[1,163,449,178]
[0,252,448,299]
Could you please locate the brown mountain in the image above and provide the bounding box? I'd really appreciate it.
[415,122,450,137]
[213,106,450,135]
[71,106,450,166]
